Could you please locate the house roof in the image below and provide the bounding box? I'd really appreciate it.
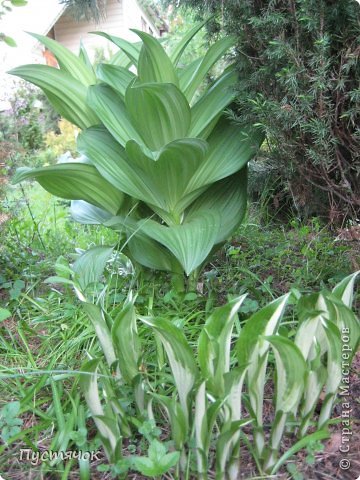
[0,0,168,74]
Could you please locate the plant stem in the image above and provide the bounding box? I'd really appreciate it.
[187,269,199,292]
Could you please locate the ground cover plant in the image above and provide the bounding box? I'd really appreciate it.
[0,18,359,480]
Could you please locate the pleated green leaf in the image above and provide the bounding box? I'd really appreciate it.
[8,65,99,129]
[29,32,96,85]
[169,18,209,66]
[185,170,248,243]
[189,68,238,138]
[133,29,178,85]
[178,57,202,94]
[126,137,208,213]
[182,36,235,102]
[87,84,142,146]
[12,163,124,215]
[96,63,136,98]
[73,246,114,292]
[91,31,141,65]
[187,117,263,192]
[71,200,113,224]
[104,215,178,272]
[139,211,221,275]
[77,126,162,207]
[79,41,94,73]
[125,83,190,151]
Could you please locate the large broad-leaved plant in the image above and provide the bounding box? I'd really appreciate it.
[9,24,263,284]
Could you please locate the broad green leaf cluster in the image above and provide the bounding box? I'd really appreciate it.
[9,25,263,279]
[71,258,359,478]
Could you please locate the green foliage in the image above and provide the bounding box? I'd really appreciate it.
[163,0,360,222]
[0,401,23,442]
[73,255,359,478]
[9,26,263,281]
[132,440,180,477]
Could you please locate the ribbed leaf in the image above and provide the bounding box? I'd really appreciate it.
[29,32,96,85]
[182,36,235,102]
[87,84,142,146]
[12,163,124,215]
[139,211,221,275]
[170,18,209,66]
[77,126,162,208]
[71,200,113,224]
[91,31,140,65]
[79,41,94,72]
[189,68,237,138]
[82,303,116,367]
[185,170,248,243]
[73,246,114,291]
[133,29,178,85]
[105,215,178,272]
[8,65,99,129]
[178,57,202,93]
[126,137,208,214]
[125,83,190,151]
[140,316,198,419]
[187,117,263,192]
[96,63,135,98]
[111,302,140,383]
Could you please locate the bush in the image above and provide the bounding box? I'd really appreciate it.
[163,0,360,223]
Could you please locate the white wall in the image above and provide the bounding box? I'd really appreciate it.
[122,0,161,41]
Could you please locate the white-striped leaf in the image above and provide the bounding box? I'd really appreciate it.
[140,316,198,420]
[111,302,140,383]
[198,295,247,395]
[82,303,116,368]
